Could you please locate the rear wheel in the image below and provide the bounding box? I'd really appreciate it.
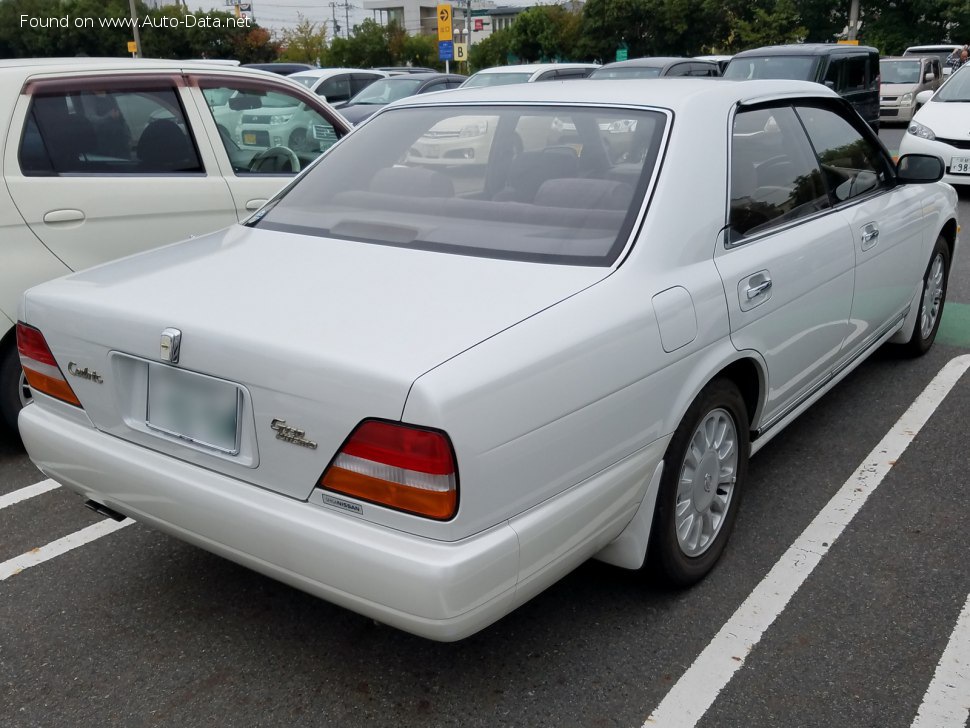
[903,235,949,356]
[650,379,749,586]
[0,341,29,436]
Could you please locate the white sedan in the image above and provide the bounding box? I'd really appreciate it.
[900,64,970,183]
[18,80,957,641]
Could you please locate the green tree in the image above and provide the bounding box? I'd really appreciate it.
[278,13,326,64]
[508,4,584,62]
[469,26,514,70]
[727,0,807,51]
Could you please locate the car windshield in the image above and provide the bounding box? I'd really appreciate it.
[251,105,667,265]
[349,78,424,104]
[462,72,533,88]
[723,56,816,80]
[880,60,922,84]
[590,66,662,79]
[934,67,970,101]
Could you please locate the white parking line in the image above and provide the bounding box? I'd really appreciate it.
[0,479,59,510]
[911,592,970,728]
[0,518,133,581]
[644,354,970,728]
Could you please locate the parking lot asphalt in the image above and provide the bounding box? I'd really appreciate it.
[1,141,968,727]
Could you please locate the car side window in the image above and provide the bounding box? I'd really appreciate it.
[318,75,351,102]
[728,106,829,243]
[666,63,691,77]
[823,57,844,90]
[795,104,891,203]
[351,74,383,95]
[844,55,867,91]
[20,86,203,176]
[199,83,342,176]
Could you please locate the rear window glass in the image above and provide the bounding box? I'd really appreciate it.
[462,72,533,88]
[724,56,816,80]
[252,105,667,266]
[590,66,663,80]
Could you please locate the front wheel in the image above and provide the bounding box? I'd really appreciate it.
[903,235,949,356]
[650,379,750,586]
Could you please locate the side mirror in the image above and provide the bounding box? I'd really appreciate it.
[924,72,935,82]
[897,154,944,183]
[915,89,934,106]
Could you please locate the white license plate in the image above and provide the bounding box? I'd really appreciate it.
[951,156,970,174]
[147,365,241,454]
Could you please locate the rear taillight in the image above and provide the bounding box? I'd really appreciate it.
[319,419,458,520]
[16,322,81,407]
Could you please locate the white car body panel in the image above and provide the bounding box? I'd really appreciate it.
[18,79,959,640]
[899,96,970,185]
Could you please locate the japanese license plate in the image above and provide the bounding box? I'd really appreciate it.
[147,365,241,454]
[242,131,258,146]
[951,156,970,174]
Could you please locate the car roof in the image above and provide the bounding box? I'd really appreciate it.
[390,78,838,113]
[382,72,464,81]
[599,57,698,69]
[881,56,926,61]
[733,43,879,57]
[0,57,289,82]
[289,68,389,80]
[473,63,599,75]
[904,44,960,51]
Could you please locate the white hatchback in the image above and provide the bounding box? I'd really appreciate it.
[18,79,956,641]
[0,58,351,434]
[900,64,970,184]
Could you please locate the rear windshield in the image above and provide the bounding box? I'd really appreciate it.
[590,66,662,80]
[462,72,533,88]
[880,60,922,84]
[724,55,816,80]
[251,105,667,265]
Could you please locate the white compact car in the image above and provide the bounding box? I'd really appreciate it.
[899,64,970,184]
[18,80,957,641]
[0,58,351,434]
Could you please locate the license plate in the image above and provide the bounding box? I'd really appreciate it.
[242,131,257,146]
[951,156,970,174]
[147,365,241,454]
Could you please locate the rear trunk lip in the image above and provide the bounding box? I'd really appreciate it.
[19,403,520,640]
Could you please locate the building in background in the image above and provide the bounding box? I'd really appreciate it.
[361,1,533,43]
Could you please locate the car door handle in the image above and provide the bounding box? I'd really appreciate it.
[246,199,268,211]
[745,279,773,300]
[861,224,880,250]
[43,209,85,224]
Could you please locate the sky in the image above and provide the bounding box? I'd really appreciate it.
[188,0,532,38]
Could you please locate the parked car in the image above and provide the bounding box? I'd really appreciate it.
[724,44,881,130]
[0,58,351,434]
[590,57,720,79]
[241,62,316,76]
[460,63,599,88]
[338,72,466,125]
[695,54,733,74]
[903,44,962,75]
[286,68,389,104]
[879,55,942,123]
[900,64,970,185]
[18,79,955,642]
[374,66,438,75]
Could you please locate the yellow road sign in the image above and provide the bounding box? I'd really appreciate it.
[455,43,467,61]
[437,4,452,41]
[127,40,137,53]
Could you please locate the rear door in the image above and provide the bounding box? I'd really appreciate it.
[714,103,855,427]
[4,73,236,272]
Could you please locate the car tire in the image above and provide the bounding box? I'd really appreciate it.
[0,340,28,437]
[649,378,749,586]
[903,235,950,356]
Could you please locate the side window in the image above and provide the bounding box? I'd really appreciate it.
[795,104,891,203]
[844,55,867,92]
[318,75,351,102]
[200,83,342,176]
[351,74,383,96]
[666,63,692,77]
[729,106,829,242]
[823,57,843,90]
[420,82,446,93]
[20,86,202,175]
[535,71,558,82]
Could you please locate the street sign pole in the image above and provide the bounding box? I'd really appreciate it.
[437,4,453,70]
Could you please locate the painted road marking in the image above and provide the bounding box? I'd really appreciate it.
[0,479,59,510]
[644,354,970,728]
[938,302,970,348]
[0,518,133,581]
[911,591,970,728]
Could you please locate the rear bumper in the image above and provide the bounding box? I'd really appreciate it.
[20,403,663,640]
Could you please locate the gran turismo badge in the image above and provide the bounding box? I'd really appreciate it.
[160,328,181,364]
[270,419,318,449]
[67,362,103,384]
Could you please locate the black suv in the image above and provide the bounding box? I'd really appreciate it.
[724,44,881,130]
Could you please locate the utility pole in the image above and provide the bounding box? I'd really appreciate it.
[465,0,471,72]
[128,0,142,57]
[329,1,341,38]
[343,1,352,39]
[848,0,860,41]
